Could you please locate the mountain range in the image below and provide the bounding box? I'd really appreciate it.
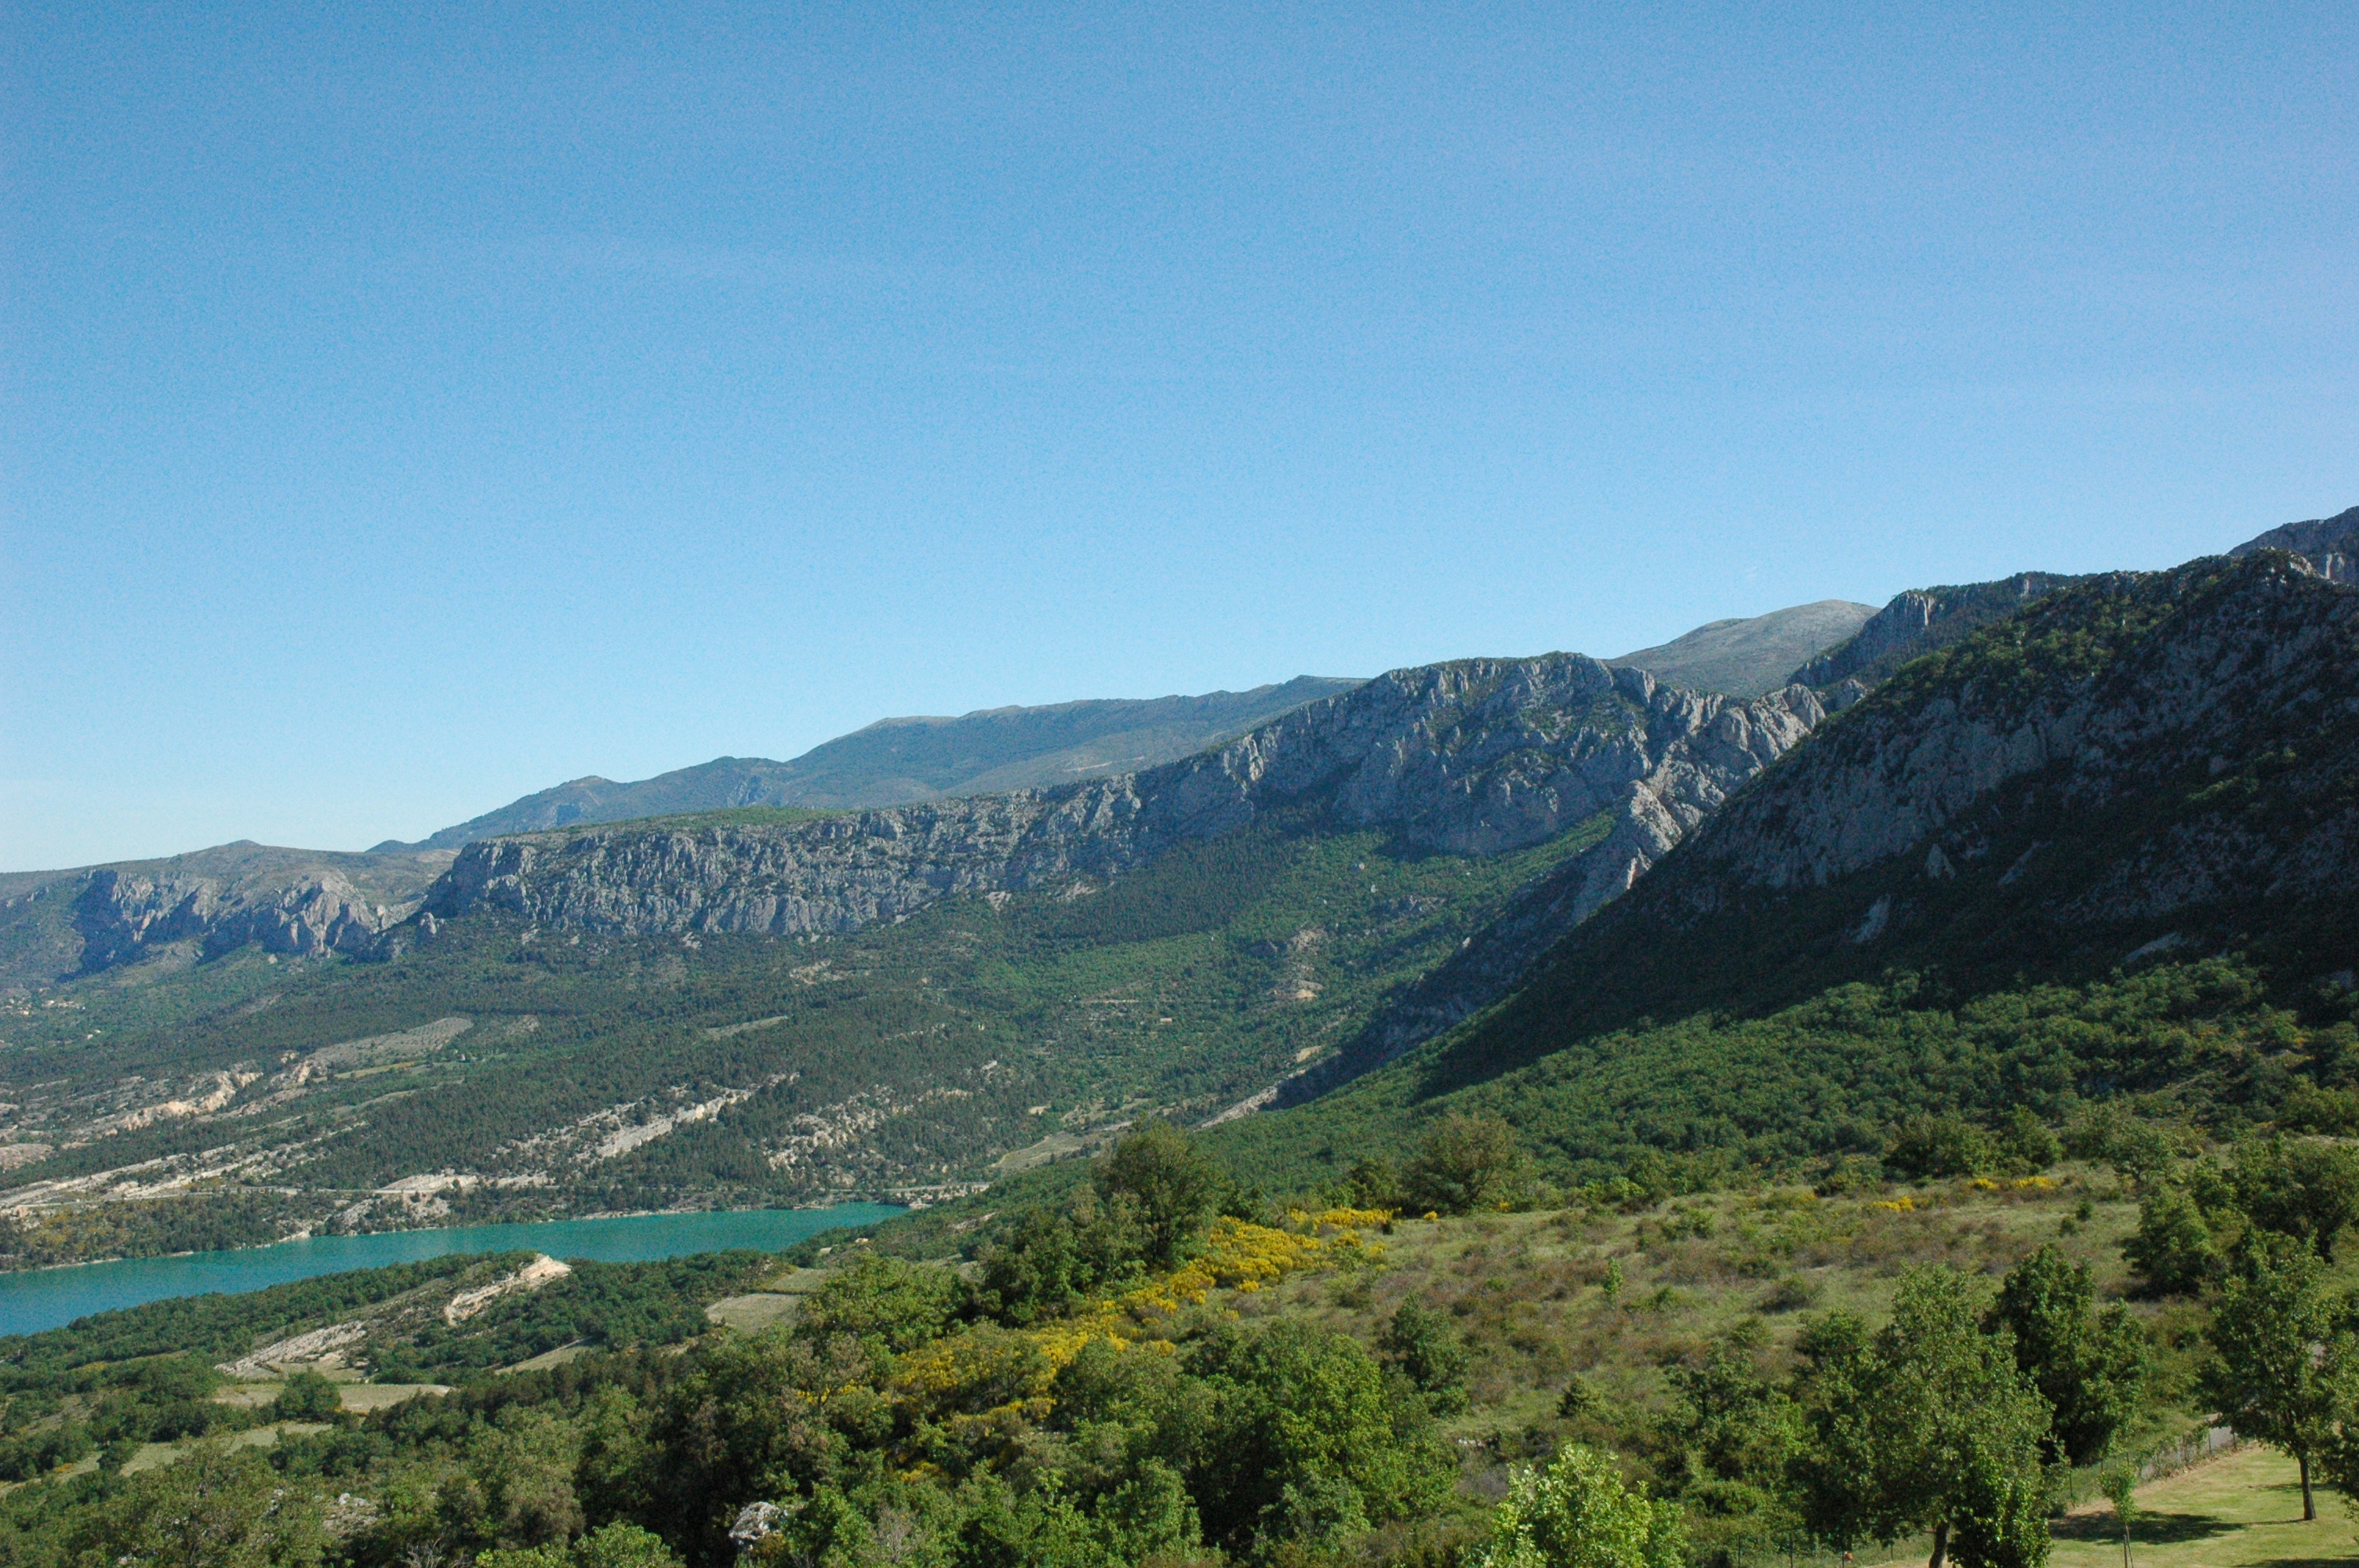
[1,502,2354,1264]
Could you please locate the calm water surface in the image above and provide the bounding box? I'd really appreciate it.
[0,1205,905,1338]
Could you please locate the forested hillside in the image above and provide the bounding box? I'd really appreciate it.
[4,1116,2358,1568]
[1216,550,2359,1196]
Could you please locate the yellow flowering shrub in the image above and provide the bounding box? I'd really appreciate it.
[889,1214,1358,1442]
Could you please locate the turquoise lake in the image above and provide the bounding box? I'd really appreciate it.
[0,1205,905,1338]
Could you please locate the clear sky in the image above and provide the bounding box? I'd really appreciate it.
[5,2,2353,870]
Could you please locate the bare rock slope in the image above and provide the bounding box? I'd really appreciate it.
[417,656,1830,947]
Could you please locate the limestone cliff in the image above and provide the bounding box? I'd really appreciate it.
[64,845,454,975]
[416,656,1828,946]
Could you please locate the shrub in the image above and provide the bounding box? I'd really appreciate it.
[2123,1185,2217,1297]
[1996,1109,2061,1174]
[798,1252,964,1352]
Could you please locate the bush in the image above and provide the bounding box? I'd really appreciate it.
[1997,1109,2061,1174]
[2123,1185,2219,1297]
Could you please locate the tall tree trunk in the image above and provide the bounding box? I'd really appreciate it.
[1927,1519,1951,1568]
[2299,1452,2316,1521]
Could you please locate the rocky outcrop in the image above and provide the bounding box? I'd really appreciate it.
[61,844,453,975]
[1790,573,2084,691]
[419,656,1830,942]
[2230,503,2359,583]
[1677,557,2353,902]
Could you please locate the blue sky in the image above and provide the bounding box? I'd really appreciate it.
[5,2,2353,869]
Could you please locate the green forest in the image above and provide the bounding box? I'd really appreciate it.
[5,1115,2359,1568]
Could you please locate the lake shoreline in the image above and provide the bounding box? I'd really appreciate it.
[0,1197,893,1276]
[0,1204,906,1338]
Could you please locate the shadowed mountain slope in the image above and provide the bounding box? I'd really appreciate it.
[1216,547,2359,1189]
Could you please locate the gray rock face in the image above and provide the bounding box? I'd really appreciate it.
[380,677,1364,851]
[421,655,1829,942]
[2229,503,2359,583]
[1679,554,2359,908]
[1790,573,2084,691]
[60,844,454,975]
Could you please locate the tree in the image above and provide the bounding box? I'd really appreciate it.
[1884,1116,1993,1181]
[1402,1113,1524,1215]
[1379,1301,1470,1414]
[2122,1185,2218,1297]
[84,1440,329,1568]
[1175,1319,1456,1556]
[1475,1443,1687,1568]
[272,1369,343,1423]
[796,1250,964,1352]
[2098,1467,2137,1568]
[1997,1109,2062,1174]
[1094,1122,1230,1269]
[2230,1137,2359,1260]
[1989,1245,2149,1464]
[2199,1238,2341,1519]
[1792,1269,2052,1568]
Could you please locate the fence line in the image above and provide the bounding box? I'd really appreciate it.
[2136,1424,2240,1484]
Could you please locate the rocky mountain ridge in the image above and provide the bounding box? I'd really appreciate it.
[379,677,1364,851]
[1675,552,2359,915]
[1400,545,2359,1110]
[2227,502,2359,583]
[0,844,453,989]
[1609,600,1874,695]
[416,656,1831,947]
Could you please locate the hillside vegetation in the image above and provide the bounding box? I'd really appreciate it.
[0,1115,2355,1568]
[1216,554,2359,1200]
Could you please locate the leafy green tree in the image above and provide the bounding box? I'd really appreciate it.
[1474,1443,1686,1568]
[1792,1269,2052,1568]
[1997,1109,2061,1174]
[1659,1331,1804,1493]
[1341,1156,1401,1210]
[1656,1330,1804,1563]
[82,1440,329,1567]
[2199,1238,2342,1519]
[1173,1319,1455,1557]
[1884,1116,1993,1181]
[2230,1138,2359,1260]
[2098,1467,2137,1568]
[797,1250,965,1352]
[1989,1245,2149,1464]
[1402,1113,1524,1215]
[1379,1301,1470,1414]
[2123,1185,2219,1297]
[272,1369,343,1423]
[1094,1122,1230,1269]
